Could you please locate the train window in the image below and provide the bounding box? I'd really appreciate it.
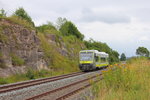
[95,56,99,62]
[101,57,106,63]
[80,52,93,61]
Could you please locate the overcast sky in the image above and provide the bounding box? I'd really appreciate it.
[1,0,150,57]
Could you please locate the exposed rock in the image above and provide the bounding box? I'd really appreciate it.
[0,19,47,77]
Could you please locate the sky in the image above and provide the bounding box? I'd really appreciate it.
[0,0,150,57]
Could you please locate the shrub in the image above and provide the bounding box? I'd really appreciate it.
[26,69,35,79]
[13,7,34,26]
[0,9,6,18]
[10,54,25,66]
[0,78,8,84]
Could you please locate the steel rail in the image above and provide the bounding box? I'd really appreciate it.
[0,72,84,94]
[26,73,102,100]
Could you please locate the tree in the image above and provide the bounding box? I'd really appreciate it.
[56,17,67,30]
[36,22,57,33]
[59,21,84,40]
[120,53,126,61]
[13,7,34,26]
[0,9,6,17]
[84,39,120,64]
[136,47,149,57]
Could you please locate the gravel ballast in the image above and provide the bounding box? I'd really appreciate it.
[0,71,101,100]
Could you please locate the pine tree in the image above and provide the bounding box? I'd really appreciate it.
[120,53,126,61]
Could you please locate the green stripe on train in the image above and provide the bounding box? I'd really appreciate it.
[96,63,108,67]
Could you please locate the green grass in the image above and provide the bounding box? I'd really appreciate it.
[0,68,79,85]
[10,53,25,66]
[0,27,8,43]
[94,57,150,100]
[0,16,34,30]
[37,33,80,72]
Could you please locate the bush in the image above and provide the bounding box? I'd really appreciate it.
[59,21,84,40]
[13,7,34,26]
[10,54,25,66]
[0,9,6,18]
[0,78,8,84]
[26,69,35,79]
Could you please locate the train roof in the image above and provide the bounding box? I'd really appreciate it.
[80,50,109,57]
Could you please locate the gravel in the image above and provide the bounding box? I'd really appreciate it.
[0,71,101,100]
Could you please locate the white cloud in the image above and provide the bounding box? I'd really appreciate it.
[79,8,131,24]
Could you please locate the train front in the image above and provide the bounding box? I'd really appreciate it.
[79,51,95,71]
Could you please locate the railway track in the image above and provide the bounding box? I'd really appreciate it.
[0,72,84,94]
[26,73,103,100]
[0,70,104,100]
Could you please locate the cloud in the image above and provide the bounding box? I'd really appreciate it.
[79,8,131,24]
[0,1,5,9]
[139,36,150,41]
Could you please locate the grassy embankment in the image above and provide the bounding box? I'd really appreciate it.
[92,57,150,100]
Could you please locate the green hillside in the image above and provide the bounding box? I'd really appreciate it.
[0,8,119,84]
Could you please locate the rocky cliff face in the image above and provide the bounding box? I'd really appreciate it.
[0,19,48,77]
[0,19,85,77]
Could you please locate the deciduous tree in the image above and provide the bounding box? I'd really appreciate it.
[136,47,149,57]
[13,7,34,26]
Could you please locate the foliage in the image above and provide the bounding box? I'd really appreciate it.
[0,78,8,84]
[84,39,119,63]
[59,21,84,40]
[95,58,150,100]
[0,9,6,18]
[36,22,59,35]
[136,47,149,57]
[56,17,67,30]
[13,7,34,26]
[5,16,34,29]
[10,53,25,66]
[0,27,8,43]
[26,69,35,79]
[37,33,52,66]
[120,53,126,61]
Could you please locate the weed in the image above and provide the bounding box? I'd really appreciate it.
[26,69,35,79]
[10,53,25,66]
[95,58,150,100]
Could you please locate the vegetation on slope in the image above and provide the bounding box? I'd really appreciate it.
[93,57,150,100]
[0,8,120,84]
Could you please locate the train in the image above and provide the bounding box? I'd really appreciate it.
[79,50,109,71]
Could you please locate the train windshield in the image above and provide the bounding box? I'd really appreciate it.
[80,52,93,61]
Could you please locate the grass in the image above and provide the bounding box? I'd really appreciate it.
[37,32,80,72]
[10,53,25,66]
[0,27,8,43]
[0,68,79,85]
[94,57,150,100]
[0,16,34,30]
